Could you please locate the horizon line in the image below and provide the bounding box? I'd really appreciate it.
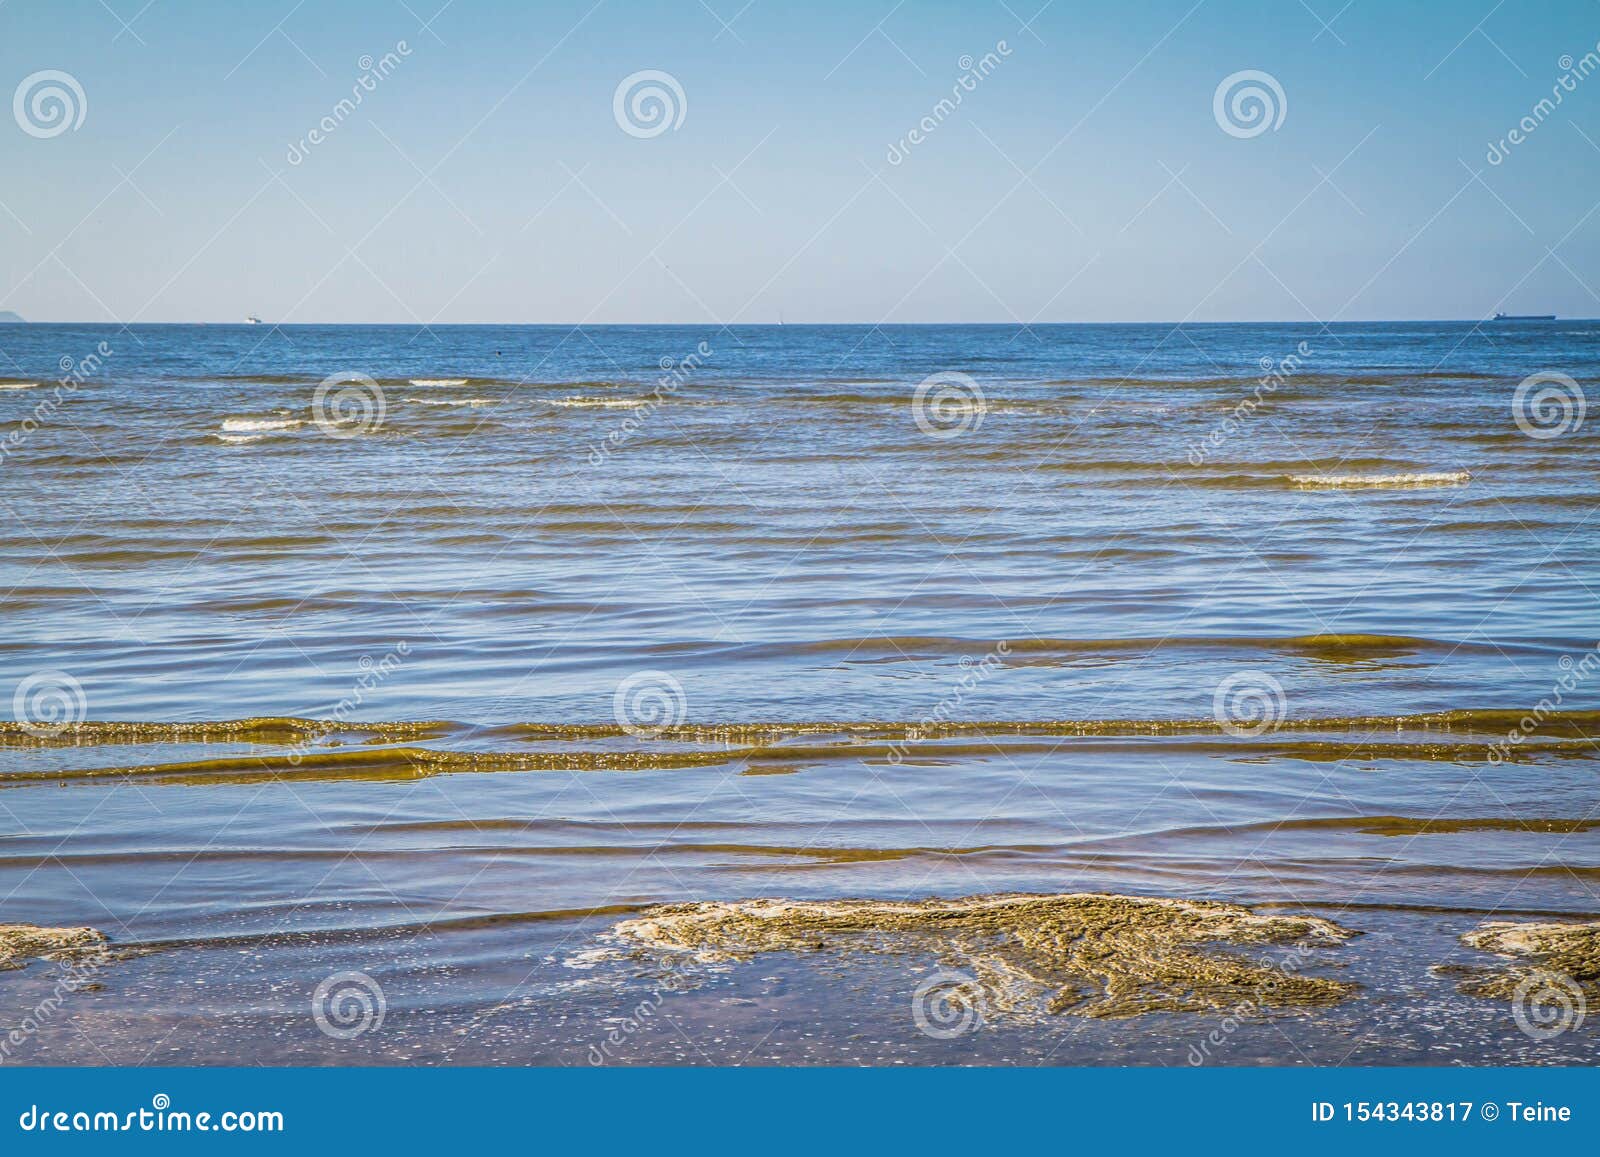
[0,317,1589,328]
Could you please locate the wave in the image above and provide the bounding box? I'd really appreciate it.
[197,372,524,388]
[5,716,1595,788]
[1055,456,1435,474]
[726,632,1500,660]
[1156,814,1600,839]
[8,708,1599,748]
[117,904,654,955]
[1037,371,1501,389]
[204,373,312,385]
[0,717,453,746]
[213,414,302,445]
[1020,460,1489,491]
[0,840,1039,871]
[552,816,1598,863]
[220,416,301,433]
[404,396,496,407]
[545,396,652,409]
[0,745,744,787]
[1289,470,1472,489]
[781,374,1505,410]
[59,896,1593,967]
[0,381,40,391]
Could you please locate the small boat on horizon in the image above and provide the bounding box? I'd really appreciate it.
[1493,311,1555,321]
[244,315,263,324]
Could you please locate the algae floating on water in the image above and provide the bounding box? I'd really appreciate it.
[0,924,107,971]
[613,892,1357,1019]
[1455,919,1600,1002]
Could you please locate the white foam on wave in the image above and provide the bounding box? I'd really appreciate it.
[0,382,40,391]
[1289,470,1471,489]
[546,396,650,409]
[409,378,470,387]
[404,396,496,407]
[221,417,302,433]
[214,432,268,445]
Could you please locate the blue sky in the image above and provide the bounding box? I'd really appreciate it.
[2,0,1598,322]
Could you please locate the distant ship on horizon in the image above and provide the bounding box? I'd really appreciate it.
[244,315,263,324]
[1493,311,1556,321]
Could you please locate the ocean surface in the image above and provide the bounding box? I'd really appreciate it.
[1,320,1596,1065]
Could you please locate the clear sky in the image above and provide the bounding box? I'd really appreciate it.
[2,0,1598,323]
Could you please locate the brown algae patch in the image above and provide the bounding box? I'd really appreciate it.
[0,924,107,971]
[9,709,1599,752]
[2,745,743,787]
[12,710,1597,788]
[0,717,455,748]
[500,709,1600,744]
[613,892,1356,1019]
[1455,919,1600,1001]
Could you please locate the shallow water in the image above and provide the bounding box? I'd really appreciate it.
[1,321,1596,1065]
